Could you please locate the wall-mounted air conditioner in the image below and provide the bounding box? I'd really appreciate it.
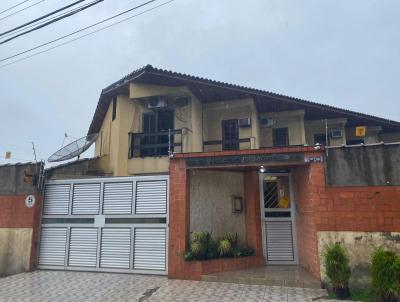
[259,118,275,128]
[148,96,167,109]
[238,117,251,127]
[330,128,343,139]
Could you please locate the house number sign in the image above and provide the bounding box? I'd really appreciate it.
[25,195,36,208]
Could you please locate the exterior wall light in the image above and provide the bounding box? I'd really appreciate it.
[232,196,244,213]
[259,165,266,173]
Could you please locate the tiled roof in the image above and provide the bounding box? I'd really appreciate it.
[88,64,400,134]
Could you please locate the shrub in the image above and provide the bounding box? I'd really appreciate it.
[186,231,216,260]
[371,248,400,302]
[323,243,351,299]
[217,233,238,257]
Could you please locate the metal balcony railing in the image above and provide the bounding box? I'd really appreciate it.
[129,129,183,158]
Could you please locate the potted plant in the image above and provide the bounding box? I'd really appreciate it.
[371,248,400,302]
[323,243,351,300]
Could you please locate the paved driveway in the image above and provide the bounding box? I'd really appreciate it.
[0,271,329,302]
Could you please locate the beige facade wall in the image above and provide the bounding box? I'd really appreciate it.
[0,228,32,277]
[259,110,306,147]
[203,98,258,152]
[317,231,400,289]
[189,170,246,244]
[94,83,203,176]
[305,118,347,146]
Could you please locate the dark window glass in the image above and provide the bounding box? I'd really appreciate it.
[314,133,327,145]
[112,97,117,121]
[272,128,289,147]
[222,119,239,150]
[141,110,174,156]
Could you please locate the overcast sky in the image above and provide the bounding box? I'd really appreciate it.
[0,0,399,164]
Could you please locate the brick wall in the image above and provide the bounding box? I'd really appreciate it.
[292,165,320,279]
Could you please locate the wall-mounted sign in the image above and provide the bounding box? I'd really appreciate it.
[355,126,366,137]
[25,195,36,208]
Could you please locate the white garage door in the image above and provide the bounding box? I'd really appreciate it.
[38,176,168,275]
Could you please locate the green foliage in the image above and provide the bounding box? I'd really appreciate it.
[186,231,216,260]
[323,243,351,289]
[371,248,400,302]
[185,231,254,261]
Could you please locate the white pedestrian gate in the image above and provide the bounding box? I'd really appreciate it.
[38,176,168,275]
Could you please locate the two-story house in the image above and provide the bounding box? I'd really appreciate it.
[38,65,400,286]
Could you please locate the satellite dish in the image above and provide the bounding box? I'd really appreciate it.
[48,134,98,162]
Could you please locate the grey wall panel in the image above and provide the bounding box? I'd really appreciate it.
[103,182,133,215]
[133,228,166,270]
[38,228,67,266]
[265,221,294,261]
[135,180,167,214]
[68,228,98,267]
[100,228,131,269]
[43,184,70,215]
[72,183,101,215]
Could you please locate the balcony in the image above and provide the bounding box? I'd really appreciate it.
[129,129,183,158]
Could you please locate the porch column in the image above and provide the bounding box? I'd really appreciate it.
[168,158,190,278]
[244,170,264,257]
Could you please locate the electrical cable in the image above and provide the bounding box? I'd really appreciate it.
[0,0,158,63]
[0,0,31,15]
[0,0,46,22]
[0,0,174,69]
[0,0,104,44]
[0,0,85,37]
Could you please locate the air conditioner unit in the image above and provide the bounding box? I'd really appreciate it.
[330,128,343,139]
[148,96,167,109]
[238,117,251,127]
[259,118,275,128]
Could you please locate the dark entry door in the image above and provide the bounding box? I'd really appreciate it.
[222,119,239,150]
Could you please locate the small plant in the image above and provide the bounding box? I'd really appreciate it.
[217,233,238,257]
[323,243,351,300]
[186,231,216,260]
[371,248,400,302]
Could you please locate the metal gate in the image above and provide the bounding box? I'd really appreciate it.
[260,173,297,264]
[38,176,168,274]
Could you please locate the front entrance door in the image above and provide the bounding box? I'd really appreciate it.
[260,173,297,264]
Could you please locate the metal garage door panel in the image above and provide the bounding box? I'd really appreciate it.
[68,228,98,267]
[100,228,131,269]
[135,180,167,214]
[265,221,294,261]
[72,183,101,215]
[103,182,133,214]
[43,184,70,215]
[38,228,67,266]
[133,228,166,271]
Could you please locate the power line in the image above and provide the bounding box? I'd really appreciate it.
[0,0,46,22]
[0,0,31,15]
[0,0,157,63]
[0,0,86,38]
[0,0,175,69]
[1,2,90,39]
[0,0,104,44]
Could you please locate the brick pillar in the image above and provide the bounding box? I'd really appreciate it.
[244,171,264,257]
[168,158,190,278]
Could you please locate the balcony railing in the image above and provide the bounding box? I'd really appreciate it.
[129,129,183,158]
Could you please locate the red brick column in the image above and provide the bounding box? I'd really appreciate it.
[168,158,191,278]
[244,171,264,257]
[293,163,323,279]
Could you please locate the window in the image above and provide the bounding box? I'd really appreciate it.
[141,110,174,156]
[314,133,327,145]
[222,119,239,150]
[112,97,117,121]
[272,128,289,147]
